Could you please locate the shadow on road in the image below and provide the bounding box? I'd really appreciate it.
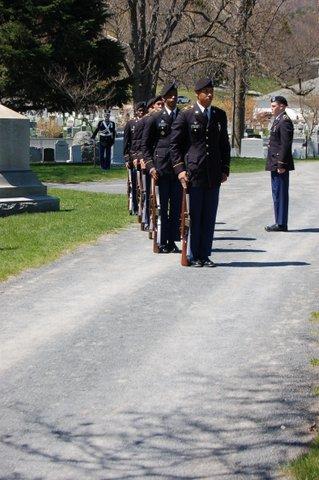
[214,229,238,232]
[288,228,319,233]
[0,366,313,480]
[214,237,256,241]
[216,261,310,268]
[212,248,266,253]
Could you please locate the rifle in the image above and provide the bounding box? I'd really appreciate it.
[180,187,190,266]
[127,168,133,215]
[150,177,161,252]
[136,164,145,226]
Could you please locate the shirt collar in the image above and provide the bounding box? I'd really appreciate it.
[196,102,211,116]
[165,106,177,116]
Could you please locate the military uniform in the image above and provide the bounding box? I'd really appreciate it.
[92,115,116,170]
[142,90,181,251]
[170,78,230,264]
[266,96,294,231]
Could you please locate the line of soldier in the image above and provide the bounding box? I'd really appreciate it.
[123,78,293,267]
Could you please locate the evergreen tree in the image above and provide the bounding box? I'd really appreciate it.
[0,0,130,111]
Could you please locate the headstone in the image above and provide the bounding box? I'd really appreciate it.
[43,148,55,162]
[30,146,42,163]
[71,145,82,163]
[55,139,69,162]
[240,138,265,158]
[112,134,125,165]
[0,104,59,216]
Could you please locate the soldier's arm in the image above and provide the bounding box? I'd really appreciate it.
[219,110,231,177]
[91,121,101,139]
[141,116,156,173]
[278,119,293,167]
[123,122,131,156]
[170,111,188,177]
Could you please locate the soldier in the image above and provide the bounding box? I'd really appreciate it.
[91,111,116,170]
[170,77,231,267]
[123,102,146,214]
[140,95,164,230]
[142,83,182,253]
[265,95,294,232]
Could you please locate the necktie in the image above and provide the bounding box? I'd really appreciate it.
[204,108,209,121]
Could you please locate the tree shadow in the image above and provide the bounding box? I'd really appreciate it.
[0,366,314,480]
[216,261,310,268]
[0,247,18,251]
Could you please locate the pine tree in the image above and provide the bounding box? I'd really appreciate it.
[0,0,130,111]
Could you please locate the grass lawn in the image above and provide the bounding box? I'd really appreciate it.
[0,188,134,282]
[31,163,127,183]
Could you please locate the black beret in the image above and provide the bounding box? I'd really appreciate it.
[147,95,163,108]
[135,101,146,111]
[160,82,178,97]
[194,77,214,91]
[271,95,288,106]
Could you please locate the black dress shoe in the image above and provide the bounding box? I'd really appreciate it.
[166,243,181,253]
[265,224,287,232]
[190,259,203,267]
[158,245,170,253]
[202,258,217,268]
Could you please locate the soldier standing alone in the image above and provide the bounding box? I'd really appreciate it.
[92,111,116,170]
[265,95,294,232]
[170,77,230,267]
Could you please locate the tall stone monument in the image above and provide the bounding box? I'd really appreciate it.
[0,105,59,216]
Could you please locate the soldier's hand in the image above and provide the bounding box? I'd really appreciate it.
[221,173,228,183]
[133,158,138,168]
[277,168,286,174]
[150,168,159,181]
[178,171,188,189]
[140,159,146,170]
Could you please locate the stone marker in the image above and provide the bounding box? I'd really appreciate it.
[55,139,69,162]
[240,137,265,158]
[71,145,82,163]
[30,146,43,163]
[112,135,125,165]
[43,148,55,162]
[0,104,59,216]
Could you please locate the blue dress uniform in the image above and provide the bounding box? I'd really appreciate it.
[170,78,230,265]
[92,115,116,170]
[142,88,182,252]
[266,96,294,231]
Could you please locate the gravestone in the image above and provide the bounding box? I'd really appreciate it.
[30,146,43,163]
[71,145,82,163]
[240,138,265,158]
[112,134,125,165]
[55,139,69,162]
[0,104,59,216]
[43,148,55,162]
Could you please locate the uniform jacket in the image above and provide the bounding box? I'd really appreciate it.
[92,120,116,146]
[170,104,231,188]
[123,118,137,160]
[266,112,294,171]
[142,108,179,176]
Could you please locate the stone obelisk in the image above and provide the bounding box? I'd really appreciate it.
[0,104,59,216]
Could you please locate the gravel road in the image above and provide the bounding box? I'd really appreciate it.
[1,162,318,480]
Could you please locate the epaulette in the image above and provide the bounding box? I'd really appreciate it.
[283,114,291,121]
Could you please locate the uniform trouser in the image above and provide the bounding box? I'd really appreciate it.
[142,172,151,227]
[271,170,289,227]
[131,168,138,213]
[189,185,220,261]
[158,175,182,246]
[99,143,112,170]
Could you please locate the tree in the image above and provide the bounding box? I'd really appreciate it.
[107,0,230,102]
[0,0,130,112]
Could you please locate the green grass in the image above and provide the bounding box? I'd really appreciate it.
[310,358,319,367]
[249,76,280,94]
[31,163,127,183]
[286,437,319,480]
[231,157,265,173]
[310,312,319,322]
[0,188,133,282]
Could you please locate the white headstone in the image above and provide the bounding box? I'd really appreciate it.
[240,138,265,158]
